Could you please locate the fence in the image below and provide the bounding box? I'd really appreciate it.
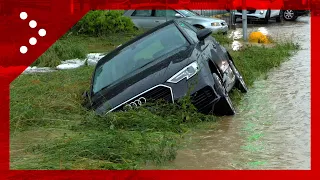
[190,10,234,29]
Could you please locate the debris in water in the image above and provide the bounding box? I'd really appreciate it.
[229,29,243,40]
[232,41,243,51]
[23,66,56,74]
[86,53,105,66]
[257,27,269,36]
[56,59,85,70]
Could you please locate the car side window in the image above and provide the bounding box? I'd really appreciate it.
[154,10,178,17]
[178,21,199,43]
[131,10,152,17]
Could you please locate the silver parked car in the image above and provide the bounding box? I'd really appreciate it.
[123,9,228,34]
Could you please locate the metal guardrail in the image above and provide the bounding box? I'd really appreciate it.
[192,10,228,16]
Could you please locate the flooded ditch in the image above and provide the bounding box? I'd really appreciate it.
[156,16,311,170]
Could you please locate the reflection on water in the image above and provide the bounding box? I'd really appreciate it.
[158,17,311,170]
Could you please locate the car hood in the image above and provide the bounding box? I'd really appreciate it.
[185,16,225,23]
[89,45,196,115]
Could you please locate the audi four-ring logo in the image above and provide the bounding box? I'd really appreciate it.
[124,97,147,109]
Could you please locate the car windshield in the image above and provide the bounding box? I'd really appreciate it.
[179,10,198,17]
[92,24,189,94]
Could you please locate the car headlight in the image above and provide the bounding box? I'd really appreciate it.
[211,22,221,26]
[260,10,264,14]
[167,62,200,84]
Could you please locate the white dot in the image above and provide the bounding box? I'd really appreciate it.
[38,29,46,37]
[29,20,37,28]
[20,46,28,54]
[20,12,28,20]
[29,37,37,45]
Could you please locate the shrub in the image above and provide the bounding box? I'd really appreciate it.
[71,10,136,36]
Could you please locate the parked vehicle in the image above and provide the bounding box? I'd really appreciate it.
[231,0,309,23]
[83,19,248,116]
[282,0,310,21]
[281,10,309,21]
[234,10,282,23]
[233,9,308,22]
[123,9,229,34]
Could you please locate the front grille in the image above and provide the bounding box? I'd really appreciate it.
[141,85,173,102]
[113,85,173,112]
[191,86,217,112]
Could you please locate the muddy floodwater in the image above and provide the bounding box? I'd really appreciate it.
[157,17,311,170]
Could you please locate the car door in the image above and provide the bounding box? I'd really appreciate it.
[153,10,182,25]
[270,10,281,18]
[128,10,155,29]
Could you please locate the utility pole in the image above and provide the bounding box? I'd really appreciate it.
[242,0,248,41]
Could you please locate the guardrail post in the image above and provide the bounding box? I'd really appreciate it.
[230,10,236,30]
[242,0,248,41]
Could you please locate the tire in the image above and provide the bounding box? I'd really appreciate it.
[212,73,236,116]
[283,10,297,21]
[276,16,281,22]
[263,10,271,24]
[228,60,248,93]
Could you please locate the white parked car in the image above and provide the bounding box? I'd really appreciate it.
[234,10,281,23]
[233,10,309,23]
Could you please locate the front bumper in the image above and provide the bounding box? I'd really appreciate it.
[206,25,229,33]
[162,67,223,113]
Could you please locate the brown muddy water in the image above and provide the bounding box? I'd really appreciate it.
[154,17,311,170]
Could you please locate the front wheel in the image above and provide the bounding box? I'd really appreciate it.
[212,73,236,116]
[283,10,297,21]
[229,60,248,93]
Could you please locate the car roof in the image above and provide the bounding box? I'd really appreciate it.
[96,19,180,67]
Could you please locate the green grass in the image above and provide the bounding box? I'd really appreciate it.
[10,32,299,170]
[212,33,233,45]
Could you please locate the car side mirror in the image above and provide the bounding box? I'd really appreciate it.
[175,13,183,18]
[196,28,213,41]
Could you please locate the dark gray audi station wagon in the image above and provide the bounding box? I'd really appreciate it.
[83,19,247,116]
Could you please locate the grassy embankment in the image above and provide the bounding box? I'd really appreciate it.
[10,31,299,170]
